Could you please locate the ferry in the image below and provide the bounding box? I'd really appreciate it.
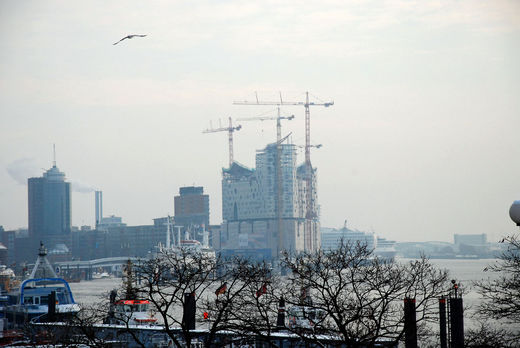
[2,243,80,329]
[104,261,158,326]
[286,305,327,330]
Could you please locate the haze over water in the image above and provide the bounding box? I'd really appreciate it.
[69,258,497,329]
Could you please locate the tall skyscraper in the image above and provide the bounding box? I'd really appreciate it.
[220,142,319,258]
[174,186,210,241]
[28,161,71,250]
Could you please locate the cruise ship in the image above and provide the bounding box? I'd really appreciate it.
[321,222,397,260]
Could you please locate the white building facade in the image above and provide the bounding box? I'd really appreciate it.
[220,143,319,258]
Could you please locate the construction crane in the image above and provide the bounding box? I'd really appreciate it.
[234,92,333,253]
[274,132,292,258]
[297,144,322,149]
[202,117,242,167]
[237,108,295,143]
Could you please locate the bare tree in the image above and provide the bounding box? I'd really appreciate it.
[56,250,277,347]
[22,301,116,347]
[464,321,519,348]
[135,249,279,347]
[45,243,450,347]
[201,259,282,346]
[472,234,520,346]
[134,248,222,347]
[280,241,449,347]
[476,234,520,322]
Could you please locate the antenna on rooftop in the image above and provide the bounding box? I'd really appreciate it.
[53,143,56,167]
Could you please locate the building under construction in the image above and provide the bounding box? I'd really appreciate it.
[219,142,319,259]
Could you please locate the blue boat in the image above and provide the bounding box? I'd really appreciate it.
[2,243,80,329]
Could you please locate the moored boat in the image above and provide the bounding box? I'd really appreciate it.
[2,243,80,330]
[104,260,157,326]
[105,298,158,325]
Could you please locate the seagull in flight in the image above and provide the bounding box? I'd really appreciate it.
[113,34,147,45]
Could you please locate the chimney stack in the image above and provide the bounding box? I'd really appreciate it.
[95,191,103,227]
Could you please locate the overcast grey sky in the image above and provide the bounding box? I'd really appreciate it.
[1,0,519,242]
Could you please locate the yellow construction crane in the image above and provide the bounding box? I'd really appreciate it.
[202,117,242,167]
[234,92,333,253]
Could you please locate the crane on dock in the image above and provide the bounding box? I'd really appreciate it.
[203,117,242,167]
[234,92,333,253]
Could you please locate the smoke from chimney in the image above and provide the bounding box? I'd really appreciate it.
[6,158,41,185]
[6,157,96,193]
[71,181,96,193]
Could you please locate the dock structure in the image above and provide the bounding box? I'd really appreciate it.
[32,322,399,348]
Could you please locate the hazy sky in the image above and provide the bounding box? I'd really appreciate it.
[1,0,519,243]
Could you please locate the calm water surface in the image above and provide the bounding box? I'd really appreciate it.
[70,258,497,303]
[69,258,499,328]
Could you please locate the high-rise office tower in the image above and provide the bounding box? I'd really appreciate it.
[174,186,210,241]
[28,160,71,250]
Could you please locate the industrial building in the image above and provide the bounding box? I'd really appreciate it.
[219,142,319,259]
[454,233,487,247]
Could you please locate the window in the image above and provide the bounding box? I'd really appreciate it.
[57,292,66,304]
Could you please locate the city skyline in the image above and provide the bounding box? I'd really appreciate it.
[1,1,519,243]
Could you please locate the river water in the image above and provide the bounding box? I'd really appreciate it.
[68,257,499,328]
[403,258,499,312]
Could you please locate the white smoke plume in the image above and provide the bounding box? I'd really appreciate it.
[71,181,96,193]
[6,158,96,193]
[6,158,41,185]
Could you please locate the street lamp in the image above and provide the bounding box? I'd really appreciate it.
[509,200,520,226]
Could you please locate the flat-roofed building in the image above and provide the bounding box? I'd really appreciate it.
[174,186,210,243]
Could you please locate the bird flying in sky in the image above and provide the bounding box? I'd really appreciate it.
[113,34,147,45]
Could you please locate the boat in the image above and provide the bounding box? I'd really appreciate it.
[104,261,157,326]
[286,305,326,330]
[180,239,216,259]
[2,243,80,330]
[0,265,17,293]
[374,237,397,261]
[92,271,111,279]
[322,222,397,261]
[105,298,158,325]
[152,220,216,260]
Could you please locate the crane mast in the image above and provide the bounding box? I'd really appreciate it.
[202,117,242,167]
[233,92,333,253]
[236,107,294,143]
[304,92,313,251]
